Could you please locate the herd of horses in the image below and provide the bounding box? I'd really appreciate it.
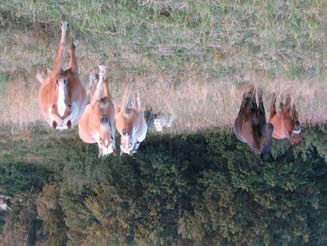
[38,22,147,157]
[37,22,302,160]
[234,88,302,161]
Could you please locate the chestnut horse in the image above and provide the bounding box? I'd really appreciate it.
[116,94,147,155]
[234,88,274,160]
[78,65,116,157]
[38,22,87,129]
[269,93,302,146]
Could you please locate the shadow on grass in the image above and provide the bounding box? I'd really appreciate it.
[1,125,327,244]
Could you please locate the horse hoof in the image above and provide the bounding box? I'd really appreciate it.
[67,120,72,129]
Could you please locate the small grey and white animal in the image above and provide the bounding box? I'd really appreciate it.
[0,195,11,211]
[145,108,176,133]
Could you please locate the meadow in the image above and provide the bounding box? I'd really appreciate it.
[0,0,326,132]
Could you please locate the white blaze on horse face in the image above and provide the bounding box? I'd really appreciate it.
[125,135,129,150]
[99,141,115,156]
[120,134,133,154]
[57,78,67,117]
[97,123,115,157]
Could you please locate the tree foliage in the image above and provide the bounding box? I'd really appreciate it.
[1,126,327,245]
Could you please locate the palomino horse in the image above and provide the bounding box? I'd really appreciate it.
[38,22,87,130]
[269,93,302,146]
[234,88,274,160]
[116,94,147,155]
[78,65,116,157]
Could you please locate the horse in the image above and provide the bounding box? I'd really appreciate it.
[78,65,116,157]
[38,22,87,130]
[234,88,274,161]
[115,94,147,155]
[269,93,302,146]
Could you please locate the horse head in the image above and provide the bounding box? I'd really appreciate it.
[97,114,116,157]
[269,94,302,146]
[120,127,134,155]
[117,108,135,155]
[260,123,274,161]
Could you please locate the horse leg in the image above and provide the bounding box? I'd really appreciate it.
[69,39,78,73]
[98,65,111,99]
[269,92,276,122]
[284,94,291,112]
[87,74,97,103]
[279,95,285,111]
[52,22,67,74]
[90,66,107,105]
[91,78,103,105]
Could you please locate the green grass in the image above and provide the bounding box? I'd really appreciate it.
[0,0,326,131]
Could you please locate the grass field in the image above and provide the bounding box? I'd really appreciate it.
[0,0,326,132]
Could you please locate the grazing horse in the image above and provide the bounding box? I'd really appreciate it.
[269,93,302,146]
[116,95,147,155]
[78,65,116,157]
[234,88,274,160]
[38,22,87,130]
